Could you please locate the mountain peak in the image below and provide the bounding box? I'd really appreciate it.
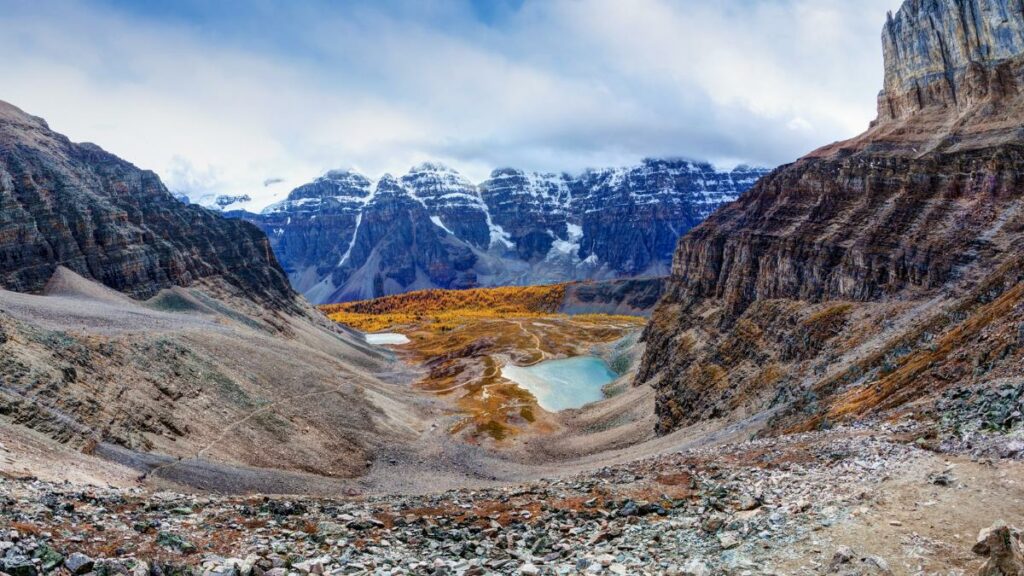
[639,0,1024,435]
[0,99,46,128]
[323,168,368,180]
[878,0,1024,124]
[408,161,458,174]
[283,169,372,203]
[374,173,408,195]
[233,157,769,303]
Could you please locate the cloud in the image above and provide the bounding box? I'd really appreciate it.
[0,0,904,209]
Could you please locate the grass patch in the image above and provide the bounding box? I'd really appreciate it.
[480,419,508,440]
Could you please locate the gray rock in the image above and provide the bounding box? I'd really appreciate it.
[1,557,37,576]
[617,501,639,517]
[701,515,724,533]
[679,558,711,576]
[735,494,759,511]
[65,553,95,576]
[717,532,741,550]
[518,563,539,575]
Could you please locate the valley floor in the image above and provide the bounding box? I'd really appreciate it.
[2,277,1023,574]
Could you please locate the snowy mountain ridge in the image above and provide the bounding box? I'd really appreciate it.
[223,158,771,303]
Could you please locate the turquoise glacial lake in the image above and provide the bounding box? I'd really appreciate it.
[501,356,618,412]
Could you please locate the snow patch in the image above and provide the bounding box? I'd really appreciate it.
[430,215,453,235]
[364,332,411,346]
[337,183,381,266]
[566,223,583,240]
[548,227,580,258]
[487,218,515,249]
[479,196,515,249]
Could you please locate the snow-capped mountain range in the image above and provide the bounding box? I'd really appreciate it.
[217,159,770,304]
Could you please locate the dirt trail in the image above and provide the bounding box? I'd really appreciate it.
[514,319,546,364]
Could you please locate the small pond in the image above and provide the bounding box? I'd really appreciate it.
[364,332,411,345]
[501,356,618,412]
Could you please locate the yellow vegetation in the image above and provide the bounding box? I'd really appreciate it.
[317,284,648,443]
[323,284,567,315]
[319,284,644,333]
[827,280,1024,422]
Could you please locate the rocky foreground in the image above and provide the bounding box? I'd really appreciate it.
[3,423,1022,576]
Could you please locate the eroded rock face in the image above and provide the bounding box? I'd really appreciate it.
[638,0,1024,434]
[240,170,372,301]
[879,0,1024,122]
[0,101,295,309]
[401,162,491,249]
[662,148,1024,317]
[478,168,572,262]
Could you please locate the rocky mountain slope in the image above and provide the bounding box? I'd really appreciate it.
[0,101,294,310]
[230,160,767,304]
[639,0,1024,434]
[0,103,448,488]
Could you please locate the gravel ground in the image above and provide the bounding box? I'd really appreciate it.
[2,423,1022,576]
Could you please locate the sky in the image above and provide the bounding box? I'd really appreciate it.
[0,0,904,210]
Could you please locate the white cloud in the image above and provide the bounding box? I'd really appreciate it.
[0,0,904,210]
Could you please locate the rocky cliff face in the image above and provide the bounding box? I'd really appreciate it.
[638,0,1024,434]
[329,174,478,302]
[401,163,492,249]
[478,168,573,262]
[235,160,768,303]
[0,101,433,484]
[878,0,1024,123]
[571,160,765,277]
[0,101,296,309]
[238,170,372,301]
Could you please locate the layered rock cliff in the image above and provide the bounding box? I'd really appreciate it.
[0,101,296,309]
[638,0,1024,434]
[234,160,768,303]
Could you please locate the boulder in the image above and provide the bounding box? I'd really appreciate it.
[973,522,1024,576]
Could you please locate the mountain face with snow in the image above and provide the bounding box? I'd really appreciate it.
[177,192,258,212]
[229,159,769,304]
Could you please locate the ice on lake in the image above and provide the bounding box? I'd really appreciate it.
[501,356,618,412]
[364,332,411,345]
